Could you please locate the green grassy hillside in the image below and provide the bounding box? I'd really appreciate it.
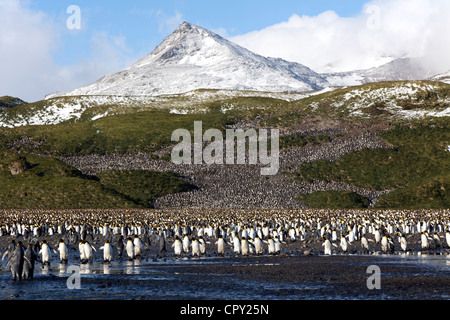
[295,121,450,208]
[0,154,194,209]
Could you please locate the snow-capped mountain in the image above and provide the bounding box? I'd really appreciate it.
[47,22,328,99]
[322,58,435,87]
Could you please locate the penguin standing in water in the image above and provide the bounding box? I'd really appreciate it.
[83,241,96,263]
[133,235,143,258]
[7,241,24,281]
[78,240,87,263]
[23,243,37,280]
[125,238,135,261]
[2,239,16,263]
[39,240,52,267]
[99,240,113,263]
[172,236,183,257]
[215,235,226,256]
[56,239,69,264]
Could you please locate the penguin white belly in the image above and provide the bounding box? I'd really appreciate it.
[103,244,112,261]
[241,241,249,256]
[40,245,51,263]
[191,241,200,257]
[233,238,241,253]
[216,239,225,255]
[173,241,182,256]
[59,244,68,261]
[126,242,135,259]
[323,240,332,255]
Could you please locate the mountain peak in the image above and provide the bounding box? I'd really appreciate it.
[47,23,328,98]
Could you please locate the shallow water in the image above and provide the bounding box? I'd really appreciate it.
[1,252,449,300]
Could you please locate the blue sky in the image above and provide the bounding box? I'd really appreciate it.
[2,0,450,101]
[31,0,368,66]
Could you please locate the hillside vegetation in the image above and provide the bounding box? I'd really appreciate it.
[295,121,449,209]
[0,154,194,209]
[0,81,449,209]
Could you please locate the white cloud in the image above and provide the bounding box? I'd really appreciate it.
[0,0,134,102]
[230,0,450,74]
[156,10,184,35]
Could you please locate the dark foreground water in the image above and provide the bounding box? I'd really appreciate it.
[1,253,449,301]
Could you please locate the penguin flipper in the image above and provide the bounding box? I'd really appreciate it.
[2,251,8,261]
[24,256,31,266]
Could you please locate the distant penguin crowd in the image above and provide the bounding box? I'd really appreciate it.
[1,208,450,281]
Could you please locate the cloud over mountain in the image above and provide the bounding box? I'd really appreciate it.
[230,0,450,74]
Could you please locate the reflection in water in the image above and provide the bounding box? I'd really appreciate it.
[0,253,449,300]
[103,264,111,275]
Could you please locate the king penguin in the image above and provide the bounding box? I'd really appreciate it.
[198,236,208,255]
[253,235,263,255]
[39,240,52,267]
[117,235,125,258]
[399,233,408,252]
[125,237,135,261]
[78,240,87,263]
[7,241,24,281]
[360,235,370,253]
[322,236,332,255]
[215,235,225,256]
[133,235,143,258]
[231,234,241,255]
[2,239,16,263]
[266,236,275,255]
[191,237,201,257]
[172,236,183,257]
[340,235,348,253]
[83,240,96,263]
[99,240,113,263]
[241,237,250,256]
[421,232,430,250]
[56,239,69,264]
[23,243,37,280]
[445,229,450,248]
[159,232,167,254]
[182,235,190,254]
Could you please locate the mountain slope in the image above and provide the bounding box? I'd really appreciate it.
[47,22,328,98]
[323,58,434,87]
